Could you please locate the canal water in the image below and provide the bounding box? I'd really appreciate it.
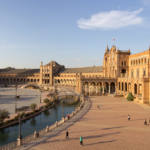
[0,104,76,146]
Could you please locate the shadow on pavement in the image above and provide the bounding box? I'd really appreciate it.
[83,139,117,146]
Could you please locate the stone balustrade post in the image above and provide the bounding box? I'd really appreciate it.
[17,137,22,146]
[45,126,49,132]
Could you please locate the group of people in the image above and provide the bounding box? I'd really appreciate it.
[144,119,150,125]
[128,114,150,126]
[66,130,83,145]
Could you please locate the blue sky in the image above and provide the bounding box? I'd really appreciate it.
[0,0,150,68]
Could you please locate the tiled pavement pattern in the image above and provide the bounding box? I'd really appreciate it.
[20,96,150,150]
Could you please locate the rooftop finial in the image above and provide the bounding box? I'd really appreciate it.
[105,44,109,53]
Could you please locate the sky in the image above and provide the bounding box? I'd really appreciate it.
[0,0,150,68]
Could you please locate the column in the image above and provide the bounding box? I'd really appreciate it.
[108,83,111,94]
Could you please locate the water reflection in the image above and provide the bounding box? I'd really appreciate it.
[0,128,9,143]
[43,110,50,117]
[0,103,76,146]
[30,118,36,127]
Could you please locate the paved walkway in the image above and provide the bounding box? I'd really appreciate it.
[17,97,91,150]
[21,96,150,150]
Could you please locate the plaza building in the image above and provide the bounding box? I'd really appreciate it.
[0,45,150,104]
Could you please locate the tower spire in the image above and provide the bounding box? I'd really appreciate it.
[105,45,109,53]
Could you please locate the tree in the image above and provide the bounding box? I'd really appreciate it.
[0,109,9,123]
[127,93,134,101]
[30,103,37,111]
[44,98,50,105]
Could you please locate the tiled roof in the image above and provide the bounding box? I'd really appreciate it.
[0,68,40,75]
[62,66,103,73]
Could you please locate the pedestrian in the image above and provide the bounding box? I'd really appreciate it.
[128,114,130,121]
[144,119,147,125]
[66,130,69,139]
[97,105,100,110]
[67,114,70,120]
[80,136,83,145]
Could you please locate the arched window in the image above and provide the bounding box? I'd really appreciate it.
[121,82,124,91]
[125,83,127,91]
[143,68,146,77]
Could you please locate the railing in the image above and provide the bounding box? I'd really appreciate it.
[0,142,17,150]
[0,97,86,150]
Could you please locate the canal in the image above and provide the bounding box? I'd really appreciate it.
[0,103,76,146]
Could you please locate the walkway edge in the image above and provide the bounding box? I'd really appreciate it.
[16,97,92,150]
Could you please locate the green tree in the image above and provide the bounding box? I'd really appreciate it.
[127,93,134,101]
[44,98,50,105]
[30,103,37,111]
[0,109,9,123]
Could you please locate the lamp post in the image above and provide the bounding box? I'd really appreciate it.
[40,89,42,103]
[62,102,64,118]
[18,116,22,139]
[17,115,22,146]
[15,83,18,113]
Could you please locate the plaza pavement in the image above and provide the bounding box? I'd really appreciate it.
[27,96,150,150]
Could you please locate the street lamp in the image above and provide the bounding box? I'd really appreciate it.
[39,89,42,103]
[18,115,22,139]
[62,101,64,118]
[17,115,22,146]
[15,83,18,113]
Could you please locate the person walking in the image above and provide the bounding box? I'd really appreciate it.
[128,114,131,121]
[97,105,100,110]
[144,119,147,125]
[66,130,69,139]
[80,136,83,145]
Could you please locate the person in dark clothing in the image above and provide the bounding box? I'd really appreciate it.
[80,136,83,145]
[128,114,130,121]
[66,130,69,139]
[144,119,147,125]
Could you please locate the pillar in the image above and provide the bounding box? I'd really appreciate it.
[102,82,105,94]
[108,84,111,94]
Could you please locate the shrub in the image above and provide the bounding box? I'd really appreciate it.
[30,103,37,111]
[19,112,25,119]
[127,93,134,101]
[44,98,50,105]
[0,109,9,123]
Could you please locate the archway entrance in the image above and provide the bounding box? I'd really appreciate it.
[134,84,137,95]
[105,82,109,93]
[110,82,115,93]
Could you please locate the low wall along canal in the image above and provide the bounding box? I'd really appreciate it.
[0,103,77,147]
[0,87,85,149]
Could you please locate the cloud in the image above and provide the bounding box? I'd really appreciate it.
[77,8,143,30]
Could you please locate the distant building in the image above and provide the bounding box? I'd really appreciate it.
[0,45,150,104]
